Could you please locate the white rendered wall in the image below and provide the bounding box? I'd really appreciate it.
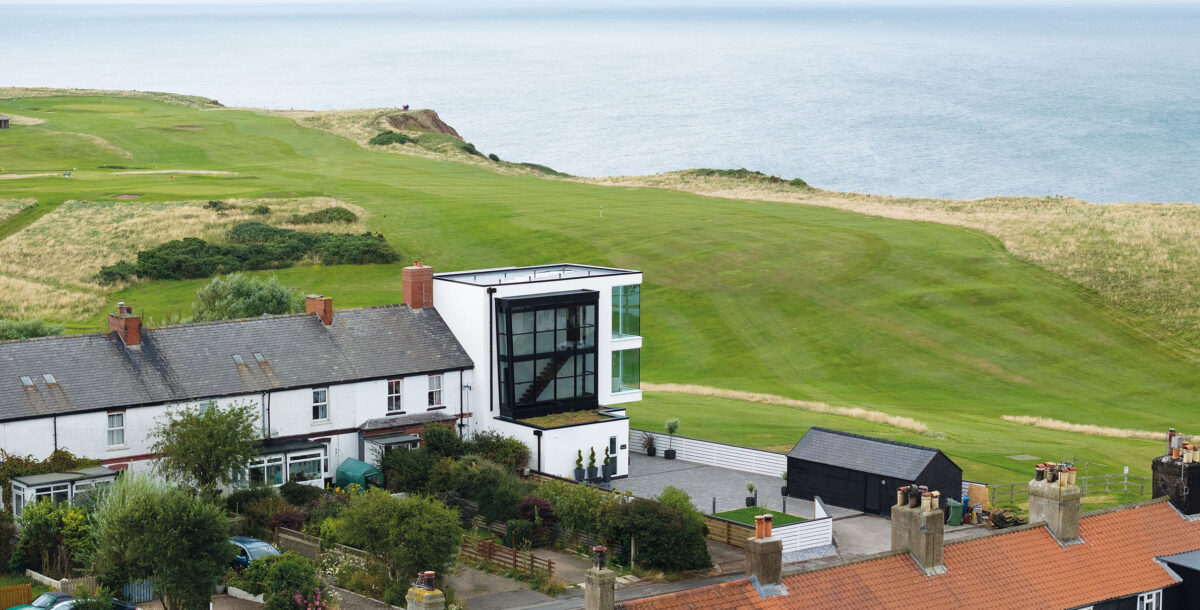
[490,416,629,479]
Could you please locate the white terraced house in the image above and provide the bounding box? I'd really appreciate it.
[0,262,641,513]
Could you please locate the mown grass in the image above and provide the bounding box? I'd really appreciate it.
[0,92,1196,487]
[713,507,806,526]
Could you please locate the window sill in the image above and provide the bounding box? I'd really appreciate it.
[386,411,407,416]
[427,405,447,411]
[311,418,332,426]
[106,444,128,452]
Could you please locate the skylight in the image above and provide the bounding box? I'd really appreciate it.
[43,374,57,384]
[253,352,266,362]
[19,376,33,387]
[232,354,245,364]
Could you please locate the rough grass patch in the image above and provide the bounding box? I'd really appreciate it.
[1001,415,1197,443]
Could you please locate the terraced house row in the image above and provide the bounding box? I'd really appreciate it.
[0,262,642,511]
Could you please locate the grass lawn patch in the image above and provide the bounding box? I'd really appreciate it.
[0,573,52,597]
[713,507,806,526]
[519,410,611,428]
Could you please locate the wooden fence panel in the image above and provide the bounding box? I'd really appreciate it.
[277,527,322,560]
[0,584,32,608]
[61,576,97,596]
[458,536,554,580]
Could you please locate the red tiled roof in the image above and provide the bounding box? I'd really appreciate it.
[623,500,1200,610]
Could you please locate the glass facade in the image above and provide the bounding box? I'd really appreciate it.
[496,290,599,418]
[612,285,641,337]
[612,348,641,393]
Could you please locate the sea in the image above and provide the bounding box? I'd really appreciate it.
[3,1,1199,203]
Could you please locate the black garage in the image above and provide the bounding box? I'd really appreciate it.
[786,427,961,516]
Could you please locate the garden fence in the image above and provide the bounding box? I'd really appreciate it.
[458,535,554,580]
[631,429,786,477]
[330,543,378,563]
[276,526,322,559]
[989,474,1152,507]
[0,584,32,608]
[120,578,157,603]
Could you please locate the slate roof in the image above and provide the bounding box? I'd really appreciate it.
[0,305,473,422]
[359,411,455,432]
[787,427,950,481]
[14,466,118,487]
[623,500,1200,610]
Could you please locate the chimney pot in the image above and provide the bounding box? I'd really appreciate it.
[403,262,435,309]
[305,295,333,326]
[108,304,141,347]
[763,513,773,538]
[891,484,945,574]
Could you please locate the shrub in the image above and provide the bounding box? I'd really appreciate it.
[10,499,91,576]
[533,479,624,536]
[305,491,350,526]
[317,517,344,545]
[380,446,434,493]
[238,553,286,594]
[69,588,116,610]
[368,131,413,146]
[461,142,483,157]
[261,553,320,610]
[0,509,15,570]
[227,485,278,514]
[94,260,138,285]
[515,496,557,527]
[504,519,534,548]
[266,504,305,531]
[466,430,532,472]
[606,498,711,571]
[280,481,323,508]
[488,153,500,162]
[192,273,304,322]
[245,496,301,532]
[250,204,271,215]
[339,489,464,583]
[0,318,64,340]
[422,423,464,458]
[205,200,232,211]
[448,456,531,523]
[287,207,357,224]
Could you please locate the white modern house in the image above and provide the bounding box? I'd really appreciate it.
[0,262,642,509]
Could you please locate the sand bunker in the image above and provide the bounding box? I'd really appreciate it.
[5,114,48,126]
[113,169,237,176]
[173,125,205,130]
[113,194,141,200]
[0,173,58,180]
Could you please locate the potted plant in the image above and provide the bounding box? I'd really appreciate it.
[574,450,585,482]
[664,418,679,459]
[587,447,598,480]
[602,448,612,482]
[781,471,789,497]
[745,481,757,507]
[642,434,657,457]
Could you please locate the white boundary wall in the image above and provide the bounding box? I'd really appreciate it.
[632,429,786,477]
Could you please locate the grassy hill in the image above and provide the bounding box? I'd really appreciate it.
[0,93,1195,486]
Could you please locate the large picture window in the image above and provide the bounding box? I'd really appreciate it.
[249,456,284,485]
[612,285,641,337]
[612,348,641,393]
[496,290,599,418]
[288,452,324,482]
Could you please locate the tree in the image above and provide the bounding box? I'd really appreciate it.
[91,475,233,610]
[150,401,260,500]
[339,489,463,582]
[9,499,90,577]
[191,273,303,322]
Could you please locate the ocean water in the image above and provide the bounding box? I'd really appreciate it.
[3,2,1199,202]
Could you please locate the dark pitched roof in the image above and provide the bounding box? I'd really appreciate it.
[0,305,472,422]
[624,500,1200,610]
[360,411,455,432]
[786,427,951,481]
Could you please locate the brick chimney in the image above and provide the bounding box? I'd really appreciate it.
[891,485,945,574]
[745,514,787,598]
[403,261,434,309]
[305,295,333,326]
[107,302,141,347]
[1153,429,1200,515]
[1028,466,1082,543]
[405,571,445,610]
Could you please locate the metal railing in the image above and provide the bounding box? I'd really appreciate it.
[989,473,1152,506]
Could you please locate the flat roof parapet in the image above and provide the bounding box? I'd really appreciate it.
[434,263,638,286]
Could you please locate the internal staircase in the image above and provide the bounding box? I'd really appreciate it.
[519,355,572,404]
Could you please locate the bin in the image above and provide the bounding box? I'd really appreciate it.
[947,498,963,526]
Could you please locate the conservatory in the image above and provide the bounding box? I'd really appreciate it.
[10,466,118,517]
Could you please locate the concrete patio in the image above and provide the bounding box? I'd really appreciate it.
[614,453,861,519]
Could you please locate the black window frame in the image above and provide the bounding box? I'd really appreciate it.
[495,290,599,419]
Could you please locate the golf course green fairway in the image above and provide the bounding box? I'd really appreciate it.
[1,94,1195,486]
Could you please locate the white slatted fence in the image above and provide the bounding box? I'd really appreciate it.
[632,429,786,477]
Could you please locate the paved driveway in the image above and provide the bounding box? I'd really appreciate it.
[614,453,860,519]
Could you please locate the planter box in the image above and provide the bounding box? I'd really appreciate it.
[664,449,676,460]
[227,586,264,603]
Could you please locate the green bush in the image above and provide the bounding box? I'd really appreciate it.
[461,142,483,157]
[0,509,15,570]
[237,553,286,595]
[69,588,115,610]
[504,519,534,548]
[261,553,320,610]
[192,273,303,322]
[95,222,399,282]
[381,447,435,493]
[338,489,464,583]
[287,208,357,224]
[280,481,323,508]
[250,204,271,215]
[448,455,531,523]
[0,318,64,340]
[466,430,532,473]
[9,497,91,577]
[368,131,413,146]
[488,153,500,162]
[226,485,278,514]
[421,423,464,458]
[606,497,711,571]
[205,200,232,211]
[533,479,623,536]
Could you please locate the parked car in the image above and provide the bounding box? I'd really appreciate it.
[6,591,72,610]
[49,600,136,610]
[229,535,281,569]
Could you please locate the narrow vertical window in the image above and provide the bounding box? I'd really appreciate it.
[106,412,125,447]
[428,374,444,408]
[387,379,404,414]
[312,388,329,420]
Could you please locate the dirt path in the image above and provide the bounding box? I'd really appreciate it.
[0,173,58,180]
[114,169,237,176]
